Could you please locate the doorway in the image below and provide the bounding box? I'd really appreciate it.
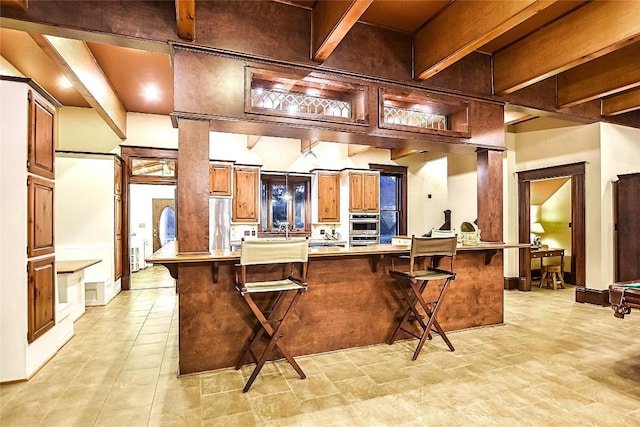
[152,198,176,252]
[518,163,586,291]
[130,184,176,290]
[529,177,572,285]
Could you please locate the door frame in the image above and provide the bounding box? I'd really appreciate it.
[120,146,178,290]
[517,162,585,290]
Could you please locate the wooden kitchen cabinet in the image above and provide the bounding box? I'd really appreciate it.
[614,172,640,282]
[233,166,260,222]
[209,162,232,196]
[349,171,379,212]
[27,90,55,180]
[27,175,55,258]
[27,256,56,343]
[317,172,340,222]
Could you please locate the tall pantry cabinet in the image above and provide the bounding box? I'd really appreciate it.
[614,172,640,282]
[0,78,71,382]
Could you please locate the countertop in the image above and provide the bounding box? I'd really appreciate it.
[147,240,529,264]
[57,259,102,274]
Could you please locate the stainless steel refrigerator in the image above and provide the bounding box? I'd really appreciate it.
[209,197,231,251]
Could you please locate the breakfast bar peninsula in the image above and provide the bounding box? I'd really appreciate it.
[148,240,526,376]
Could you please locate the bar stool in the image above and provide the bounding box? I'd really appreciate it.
[388,235,457,360]
[540,264,565,290]
[235,238,309,392]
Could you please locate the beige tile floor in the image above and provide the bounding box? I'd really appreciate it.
[130,265,176,290]
[2,279,640,426]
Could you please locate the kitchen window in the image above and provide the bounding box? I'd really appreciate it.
[260,173,311,236]
[370,164,407,244]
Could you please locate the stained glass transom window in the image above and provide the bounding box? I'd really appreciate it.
[251,88,351,119]
[383,105,447,130]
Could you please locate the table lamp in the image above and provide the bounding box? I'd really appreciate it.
[531,222,545,248]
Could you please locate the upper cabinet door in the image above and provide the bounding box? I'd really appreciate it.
[349,172,364,212]
[27,175,55,258]
[363,173,380,212]
[233,166,259,222]
[317,172,340,222]
[348,171,379,213]
[209,163,232,196]
[28,90,55,179]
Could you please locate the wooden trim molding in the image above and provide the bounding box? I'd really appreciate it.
[575,287,609,306]
[503,277,520,290]
[368,163,408,236]
[517,162,585,290]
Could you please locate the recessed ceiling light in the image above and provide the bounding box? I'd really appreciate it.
[143,84,160,101]
[59,77,72,88]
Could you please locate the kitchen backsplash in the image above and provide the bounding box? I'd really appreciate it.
[230,224,343,241]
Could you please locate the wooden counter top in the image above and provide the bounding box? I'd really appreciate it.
[147,240,529,264]
[57,259,102,274]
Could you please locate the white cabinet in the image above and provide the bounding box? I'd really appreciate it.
[0,79,72,382]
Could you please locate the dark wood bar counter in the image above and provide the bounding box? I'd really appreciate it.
[149,241,526,376]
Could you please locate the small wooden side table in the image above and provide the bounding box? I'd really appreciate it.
[530,248,564,283]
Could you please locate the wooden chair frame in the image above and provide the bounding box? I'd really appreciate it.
[234,238,309,392]
[388,235,457,360]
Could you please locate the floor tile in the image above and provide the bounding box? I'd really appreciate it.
[3,273,639,426]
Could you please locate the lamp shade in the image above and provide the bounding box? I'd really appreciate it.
[531,222,545,234]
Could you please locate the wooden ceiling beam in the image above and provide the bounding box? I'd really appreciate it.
[390,148,419,161]
[0,0,28,11]
[247,135,261,149]
[494,1,640,95]
[347,144,370,157]
[602,88,640,116]
[312,0,373,62]
[300,139,319,154]
[30,33,127,139]
[414,0,558,81]
[175,0,196,41]
[557,42,640,108]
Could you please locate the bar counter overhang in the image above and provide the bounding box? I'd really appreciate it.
[148,241,528,376]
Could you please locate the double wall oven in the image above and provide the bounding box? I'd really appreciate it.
[349,213,380,246]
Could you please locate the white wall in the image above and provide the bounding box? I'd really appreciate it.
[0,81,30,380]
[130,184,176,247]
[0,55,24,76]
[58,108,179,154]
[403,154,448,236]
[55,154,115,285]
[447,152,478,232]
[512,122,603,287]
[503,133,519,277]
[123,113,178,149]
[600,123,640,285]
[541,180,572,272]
[57,107,122,153]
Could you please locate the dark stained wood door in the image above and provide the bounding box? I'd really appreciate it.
[615,173,640,282]
[27,257,55,343]
[27,90,55,179]
[152,198,175,252]
[27,175,54,258]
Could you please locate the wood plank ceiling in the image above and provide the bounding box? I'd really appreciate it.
[1,0,639,142]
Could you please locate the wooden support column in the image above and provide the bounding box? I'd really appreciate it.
[177,118,210,254]
[476,149,503,242]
